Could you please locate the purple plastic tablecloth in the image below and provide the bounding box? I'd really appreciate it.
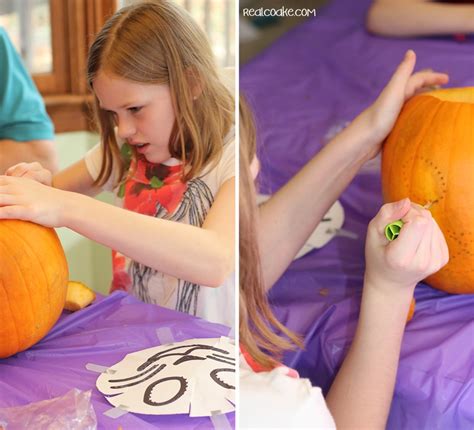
[0,291,234,429]
[241,0,474,429]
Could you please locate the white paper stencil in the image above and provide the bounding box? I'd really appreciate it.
[96,337,235,417]
[256,195,345,259]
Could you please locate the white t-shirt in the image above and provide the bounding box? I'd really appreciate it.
[84,130,235,328]
[240,355,336,429]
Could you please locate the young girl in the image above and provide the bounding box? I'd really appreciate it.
[0,1,235,327]
[239,50,449,428]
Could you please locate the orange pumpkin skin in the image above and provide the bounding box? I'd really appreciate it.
[407,298,416,322]
[0,220,69,358]
[382,87,474,294]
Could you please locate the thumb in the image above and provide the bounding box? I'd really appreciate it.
[390,50,417,88]
[373,198,411,234]
[378,50,416,104]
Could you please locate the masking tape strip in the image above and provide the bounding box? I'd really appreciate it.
[156,327,175,345]
[210,410,232,430]
[86,363,115,374]
[326,228,359,240]
[103,405,129,419]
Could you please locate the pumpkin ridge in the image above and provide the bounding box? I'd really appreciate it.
[0,225,21,356]
[408,98,444,204]
[388,103,414,195]
[383,105,406,192]
[39,228,69,322]
[0,227,46,350]
[10,223,67,325]
[0,233,37,353]
[2,222,53,329]
[384,96,434,202]
[443,103,462,234]
[436,103,456,277]
[443,102,472,285]
[0,276,20,357]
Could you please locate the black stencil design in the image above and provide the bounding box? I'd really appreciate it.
[210,368,235,390]
[206,354,235,366]
[144,376,188,407]
[106,343,235,410]
[138,344,233,371]
[109,364,166,389]
[130,178,214,314]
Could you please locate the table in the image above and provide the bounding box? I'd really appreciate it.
[0,291,234,429]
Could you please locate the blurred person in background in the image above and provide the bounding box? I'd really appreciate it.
[366,0,474,37]
[0,27,57,174]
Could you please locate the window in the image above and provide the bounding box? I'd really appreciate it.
[120,0,235,67]
[0,0,53,74]
[174,0,235,67]
[1,0,118,133]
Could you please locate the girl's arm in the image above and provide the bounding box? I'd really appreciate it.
[0,175,234,287]
[257,50,448,290]
[326,200,449,428]
[53,159,103,196]
[366,0,474,37]
[257,115,371,289]
[327,282,413,428]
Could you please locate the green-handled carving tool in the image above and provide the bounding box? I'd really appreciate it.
[384,201,435,241]
[385,220,404,241]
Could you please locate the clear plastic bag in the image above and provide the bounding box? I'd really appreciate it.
[0,389,97,430]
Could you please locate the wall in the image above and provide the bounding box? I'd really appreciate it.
[55,131,112,295]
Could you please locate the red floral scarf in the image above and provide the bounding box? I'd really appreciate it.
[110,143,188,293]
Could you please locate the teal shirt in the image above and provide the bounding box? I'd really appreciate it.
[0,27,54,141]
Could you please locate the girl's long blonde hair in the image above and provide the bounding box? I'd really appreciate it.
[239,97,302,369]
[87,0,234,186]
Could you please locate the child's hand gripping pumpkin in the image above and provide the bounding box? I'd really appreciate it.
[5,161,53,186]
[364,198,449,298]
[0,175,67,227]
[356,50,449,162]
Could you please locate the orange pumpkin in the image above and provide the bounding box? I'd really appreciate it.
[0,220,69,358]
[382,87,474,294]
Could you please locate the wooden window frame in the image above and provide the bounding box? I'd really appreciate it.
[33,0,117,133]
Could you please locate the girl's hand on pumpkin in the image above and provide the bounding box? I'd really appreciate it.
[0,175,67,227]
[5,162,53,186]
[361,50,449,160]
[364,198,449,295]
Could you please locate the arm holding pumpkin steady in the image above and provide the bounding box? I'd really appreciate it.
[326,199,449,429]
[257,50,448,289]
[5,158,102,197]
[0,174,234,288]
[367,0,474,37]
